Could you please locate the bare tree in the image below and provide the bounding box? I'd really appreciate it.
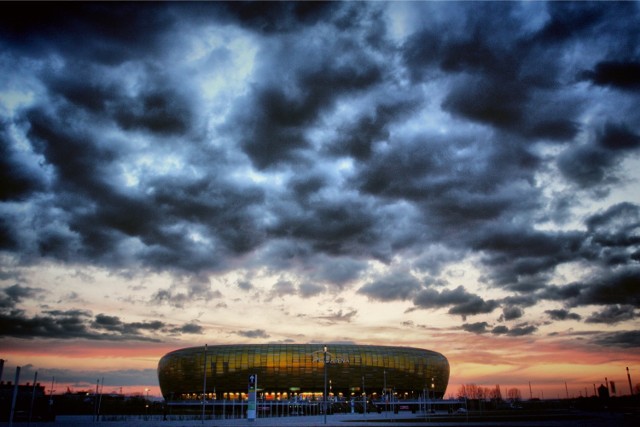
[489,384,502,401]
[507,388,522,402]
[458,384,482,399]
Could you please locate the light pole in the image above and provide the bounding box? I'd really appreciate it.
[145,388,150,417]
[202,344,207,424]
[362,376,366,419]
[431,377,435,414]
[384,370,387,417]
[323,345,328,425]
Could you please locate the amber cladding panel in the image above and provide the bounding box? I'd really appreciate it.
[157,344,449,401]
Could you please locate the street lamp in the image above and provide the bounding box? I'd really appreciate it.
[430,378,435,414]
[384,370,387,417]
[323,345,328,425]
[145,388,150,416]
[201,344,208,424]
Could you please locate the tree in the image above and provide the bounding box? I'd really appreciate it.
[457,384,481,399]
[489,384,502,401]
[507,388,522,402]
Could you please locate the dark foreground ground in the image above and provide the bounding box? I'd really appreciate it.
[2,408,639,427]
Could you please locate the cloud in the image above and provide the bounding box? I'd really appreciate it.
[1,284,44,305]
[0,309,143,341]
[556,124,640,188]
[500,306,525,322]
[235,329,270,339]
[268,280,296,300]
[0,124,45,201]
[316,309,358,324]
[582,61,640,92]
[575,268,640,308]
[592,330,640,348]
[544,309,582,321]
[91,314,166,335]
[151,278,223,308]
[219,1,339,34]
[0,301,201,341]
[491,325,509,335]
[585,305,636,324]
[357,271,422,301]
[298,282,325,298]
[0,1,639,347]
[163,322,203,335]
[491,324,538,336]
[462,322,490,334]
[237,280,254,292]
[413,286,499,319]
[508,324,539,336]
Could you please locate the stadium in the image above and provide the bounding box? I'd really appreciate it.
[157,344,449,403]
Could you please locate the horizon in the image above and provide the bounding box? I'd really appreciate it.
[1,1,639,406]
[2,341,636,401]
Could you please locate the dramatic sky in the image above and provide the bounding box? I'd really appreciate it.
[1,1,639,399]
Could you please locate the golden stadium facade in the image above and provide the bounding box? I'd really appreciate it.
[158,344,449,402]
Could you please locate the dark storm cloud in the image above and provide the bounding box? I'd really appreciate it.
[0,285,201,340]
[412,286,499,319]
[491,325,509,335]
[557,124,640,188]
[500,306,524,322]
[491,324,538,336]
[0,309,116,340]
[327,99,419,161]
[172,322,204,335]
[313,257,367,287]
[471,225,584,288]
[1,1,640,338]
[582,61,640,92]
[574,268,640,308]
[232,38,385,169]
[0,120,45,201]
[298,282,324,298]
[357,272,422,301]
[0,307,202,341]
[508,324,539,336]
[219,0,339,34]
[0,2,174,64]
[21,97,266,269]
[403,1,592,141]
[585,305,636,324]
[461,322,490,334]
[585,202,640,240]
[92,314,165,334]
[2,283,43,304]
[592,330,640,348]
[268,280,296,300]
[545,309,582,322]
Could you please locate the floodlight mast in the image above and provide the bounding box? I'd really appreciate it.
[323,345,328,425]
[202,344,207,424]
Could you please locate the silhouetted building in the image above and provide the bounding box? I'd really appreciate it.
[597,383,609,399]
[0,381,50,422]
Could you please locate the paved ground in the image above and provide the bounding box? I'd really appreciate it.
[2,410,635,427]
